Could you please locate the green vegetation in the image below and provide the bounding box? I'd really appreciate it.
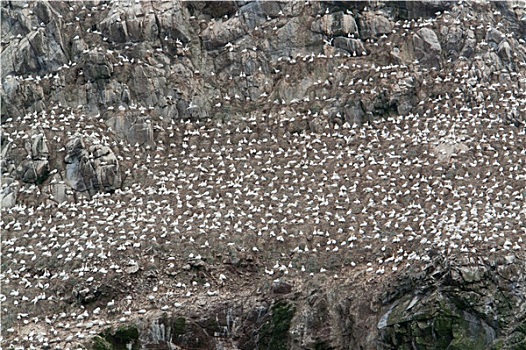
[113,325,139,342]
[173,317,186,337]
[385,294,497,350]
[94,325,140,350]
[91,336,113,350]
[258,301,295,350]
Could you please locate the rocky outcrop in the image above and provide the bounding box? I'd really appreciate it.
[378,256,526,350]
[358,12,393,39]
[2,0,525,132]
[106,112,155,147]
[1,2,67,79]
[14,126,50,185]
[0,176,19,208]
[80,256,526,350]
[64,134,122,194]
[413,28,442,68]
[311,11,359,37]
[2,1,526,349]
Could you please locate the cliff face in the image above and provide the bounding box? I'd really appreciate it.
[80,255,526,350]
[2,0,526,202]
[1,1,526,350]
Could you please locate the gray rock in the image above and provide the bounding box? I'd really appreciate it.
[311,12,358,37]
[459,29,476,59]
[378,258,526,350]
[413,28,441,68]
[13,128,50,184]
[2,76,20,102]
[486,28,505,45]
[498,40,513,61]
[239,1,284,19]
[1,20,67,79]
[272,280,293,294]
[1,36,36,79]
[125,264,140,275]
[0,140,13,173]
[333,37,365,55]
[115,1,193,47]
[89,144,122,192]
[107,113,155,147]
[47,176,70,203]
[64,135,122,194]
[30,133,49,159]
[358,13,393,39]
[308,116,326,134]
[126,65,169,107]
[271,17,322,58]
[201,17,246,51]
[0,177,18,208]
[100,13,128,44]
[15,159,49,184]
[442,26,464,58]
[344,100,365,126]
[433,140,469,163]
[417,28,441,52]
[1,189,16,208]
[33,1,56,25]
[84,52,114,82]
[386,1,454,20]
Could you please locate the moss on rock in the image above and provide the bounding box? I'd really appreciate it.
[95,325,140,350]
[382,292,497,350]
[173,316,186,337]
[114,325,139,342]
[90,336,113,350]
[258,301,295,350]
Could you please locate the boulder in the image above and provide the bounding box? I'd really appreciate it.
[498,40,513,61]
[14,128,50,185]
[1,23,67,79]
[459,29,476,59]
[99,12,128,43]
[441,26,464,58]
[200,16,246,51]
[29,132,49,158]
[358,13,393,39]
[486,28,505,45]
[47,176,71,203]
[311,12,358,37]
[378,259,526,350]
[388,1,454,20]
[16,159,49,184]
[84,52,114,82]
[64,135,122,194]
[344,99,365,126]
[238,1,284,19]
[379,292,497,349]
[333,37,365,55]
[272,280,293,294]
[413,28,442,68]
[107,112,155,147]
[0,177,18,208]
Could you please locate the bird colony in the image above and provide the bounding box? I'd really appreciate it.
[1,1,526,349]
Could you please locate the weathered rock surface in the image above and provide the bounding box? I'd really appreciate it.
[106,112,155,147]
[378,256,526,350]
[2,0,522,126]
[358,12,394,39]
[413,28,442,68]
[1,1,526,350]
[81,256,526,350]
[64,135,122,194]
[311,11,358,37]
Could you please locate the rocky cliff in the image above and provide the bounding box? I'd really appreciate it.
[1,1,526,349]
